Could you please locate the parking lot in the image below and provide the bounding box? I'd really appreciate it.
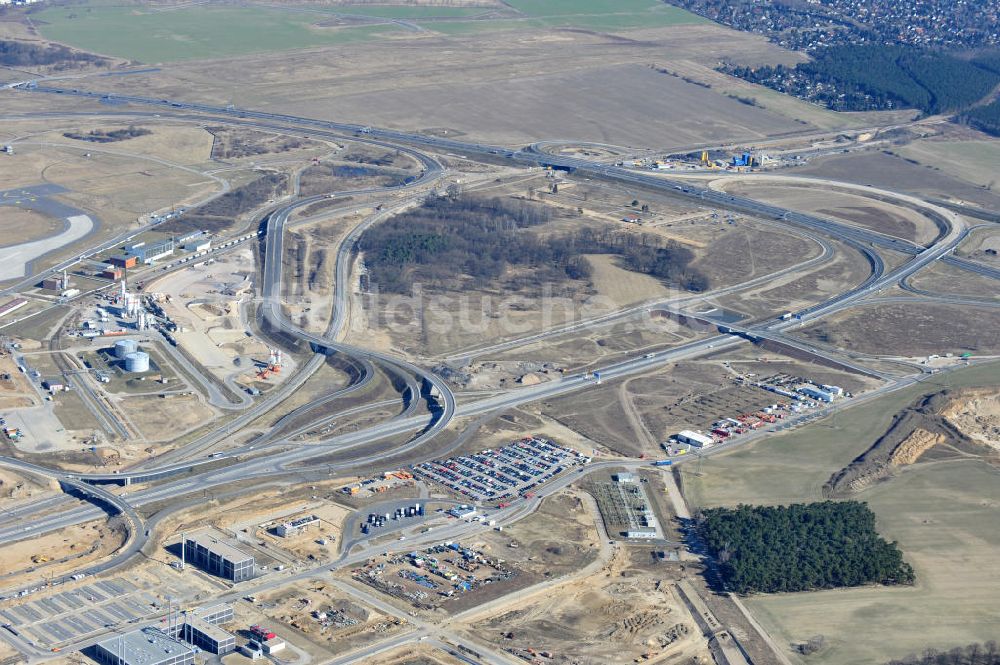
[0,578,166,648]
[412,437,589,504]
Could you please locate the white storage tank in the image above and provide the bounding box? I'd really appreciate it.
[124,351,150,373]
[114,339,139,359]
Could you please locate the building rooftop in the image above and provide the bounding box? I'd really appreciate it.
[185,533,253,563]
[185,617,233,644]
[96,628,195,664]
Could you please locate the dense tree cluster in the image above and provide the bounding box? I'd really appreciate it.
[63,125,151,143]
[0,39,104,67]
[887,641,1000,665]
[720,46,1000,113]
[358,194,707,294]
[959,101,1000,137]
[698,501,914,594]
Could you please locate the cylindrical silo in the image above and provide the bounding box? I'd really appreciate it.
[124,351,150,373]
[114,339,138,359]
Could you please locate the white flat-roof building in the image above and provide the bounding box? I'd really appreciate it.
[676,430,714,448]
[276,514,319,537]
[93,628,195,665]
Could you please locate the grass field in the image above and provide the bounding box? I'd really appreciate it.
[34,5,404,61]
[34,1,703,61]
[897,139,1000,191]
[682,361,1000,664]
[432,0,703,34]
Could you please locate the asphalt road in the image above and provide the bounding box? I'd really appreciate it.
[0,88,988,663]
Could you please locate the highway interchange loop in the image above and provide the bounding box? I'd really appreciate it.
[0,84,995,618]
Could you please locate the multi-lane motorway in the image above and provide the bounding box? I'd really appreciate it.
[0,83,992,663]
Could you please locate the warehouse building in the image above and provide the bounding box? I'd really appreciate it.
[675,430,714,448]
[93,628,195,665]
[129,238,175,264]
[183,534,255,582]
[798,386,835,403]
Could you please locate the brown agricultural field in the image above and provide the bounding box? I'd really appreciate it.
[788,150,1000,212]
[798,302,1000,357]
[61,22,877,148]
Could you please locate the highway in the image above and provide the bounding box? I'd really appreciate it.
[0,91,970,496]
[0,86,992,665]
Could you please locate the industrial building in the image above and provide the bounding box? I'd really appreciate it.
[624,527,658,539]
[276,514,319,537]
[175,230,207,245]
[93,628,195,665]
[109,255,138,269]
[127,238,175,264]
[675,430,714,448]
[183,534,255,582]
[41,275,69,291]
[161,604,236,655]
[101,265,124,281]
[181,617,234,654]
[798,386,835,403]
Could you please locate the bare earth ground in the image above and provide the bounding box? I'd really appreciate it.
[0,137,222,277]
[147,247,275,383]
[907,260,1000,300]
[63,23,876,148]
[117,393,215,442]
[717,182,940,245]
[680,362,1000,664]
[787,150,1000,212]
[466,555,709,664]
[0,520,124,590]
[239,579,409,660]
[0,207,64,246]
[941,387,1000,451]
[798,302,1000,356]
[716,237,873,320]
[47,123,215,166]
[355,644,465,665]
[0,467,55,502]
[955,226,1000,266]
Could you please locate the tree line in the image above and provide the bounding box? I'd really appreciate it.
[697,501,914,594]
[721,45,1000,114]
[888,642,1000,665]
[357,194,708,295]
[0,39,104,68]
[63,125,151,143]
[958,100,1000,137]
